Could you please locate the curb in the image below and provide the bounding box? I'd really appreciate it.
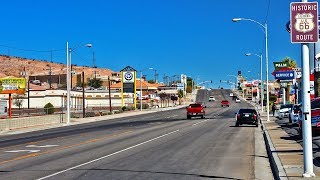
[261,121,288,180]
[249,100,288,179]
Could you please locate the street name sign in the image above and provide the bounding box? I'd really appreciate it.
[275,71,295,80]
[290,2,318,43]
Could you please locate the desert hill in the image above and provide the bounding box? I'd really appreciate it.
[0,55,115,78]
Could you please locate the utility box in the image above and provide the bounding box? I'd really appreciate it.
[0,100,8,118]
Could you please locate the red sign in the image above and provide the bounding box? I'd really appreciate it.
[290,2,318,43]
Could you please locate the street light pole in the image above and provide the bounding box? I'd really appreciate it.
[227,75,238,90]
[265,23,270,121]
[232,17,270,121]
[245,53,264,112]
[66,42,71,125]
[66,43,92,125]
[140,70,143,111]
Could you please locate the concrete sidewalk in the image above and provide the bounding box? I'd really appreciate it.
[260,112,320,179]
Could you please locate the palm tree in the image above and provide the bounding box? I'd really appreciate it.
[87,78,102,89]
[178,89,184,105]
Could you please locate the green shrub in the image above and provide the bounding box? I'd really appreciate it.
[121,106,127,111]
[85,111,95,117]
[44,103,54,114]
[137,103,149,109]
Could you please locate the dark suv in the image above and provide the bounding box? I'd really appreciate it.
[235,108,259,127]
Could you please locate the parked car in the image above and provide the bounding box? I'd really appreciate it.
[208,96,215,102]
[235,108,259,127]
[235,98,241,103]
[289,104,301,125]
[299,98,320,137]
[278,104,294,119]
[186,103,206,119]
[221,100,230,107]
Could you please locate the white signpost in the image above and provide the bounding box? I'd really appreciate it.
[290,1,318,177]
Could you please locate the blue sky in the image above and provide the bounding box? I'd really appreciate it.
[0,0,301,88]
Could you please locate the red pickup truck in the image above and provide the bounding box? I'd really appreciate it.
[221,100,230,107]
[186,103,206,119]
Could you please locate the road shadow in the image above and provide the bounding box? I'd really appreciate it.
[229,125,257,128]
[76,168,244,180]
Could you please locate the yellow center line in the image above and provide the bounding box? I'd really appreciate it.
[0,131,132,165]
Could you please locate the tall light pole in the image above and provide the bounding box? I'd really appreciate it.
[233,17,270,121]
[140,67,153,111]
[245,53,264,111]
[66,42,71,125]
[66,42,93,125]
[227,75,238,90]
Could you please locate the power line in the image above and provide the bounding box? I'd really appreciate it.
[0,44,64,53]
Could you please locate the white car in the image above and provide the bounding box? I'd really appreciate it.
[278,104,294,119]
[289,104,301,125]
[235,98,241,103]
[208,96,215,101]
[229,93,234,97]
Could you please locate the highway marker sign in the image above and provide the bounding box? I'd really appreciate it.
[290,2,318,43]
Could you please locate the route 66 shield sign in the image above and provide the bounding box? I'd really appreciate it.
[294,13,315,33]
[290,2,318,43]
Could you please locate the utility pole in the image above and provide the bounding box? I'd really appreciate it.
[49,49,53,89]
[21,67,29,109]
[92,51,97,79]
[82,71,85,118]
[48,65,52,89]
[108,76,112,112]
[154,70,157,83]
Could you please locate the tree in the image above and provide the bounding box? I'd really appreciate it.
[177,89,184,105]
[148,80,155,84]
[87,78,102,89]
[13,94,25,110]
[186,77,193,93]
[282,57,297,68]
[44,103,55,114]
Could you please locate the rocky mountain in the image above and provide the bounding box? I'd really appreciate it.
[0,55,115,78]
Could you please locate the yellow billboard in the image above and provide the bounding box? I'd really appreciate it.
[0,78,26,94]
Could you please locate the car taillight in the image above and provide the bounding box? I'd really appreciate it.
[237,114,240,119]
[294,110,300,114]
[253,114,257,119]
[317,122,320,127]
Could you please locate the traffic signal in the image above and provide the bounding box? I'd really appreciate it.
[211,80,212,83]
[238,71,241,75]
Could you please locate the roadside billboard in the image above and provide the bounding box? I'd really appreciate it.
[0,78,26,94]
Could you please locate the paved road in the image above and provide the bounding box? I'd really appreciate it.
[0,89,270,180]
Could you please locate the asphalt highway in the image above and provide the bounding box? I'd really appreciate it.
[0,89,265,180]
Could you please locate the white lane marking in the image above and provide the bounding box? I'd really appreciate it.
[165,115,179,119]
[192,120,208,126]
[5,150,40,153]
[26,145,59,148]
[37,129,180,180]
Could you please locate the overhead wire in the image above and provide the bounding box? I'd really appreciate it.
[0,44,64,52]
